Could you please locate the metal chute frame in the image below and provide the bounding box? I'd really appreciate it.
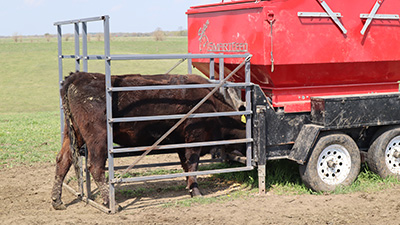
[54,15,256,213]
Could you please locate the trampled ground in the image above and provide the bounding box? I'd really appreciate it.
[1,154,399,225]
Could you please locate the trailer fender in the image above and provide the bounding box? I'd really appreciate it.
[288,124,324,164]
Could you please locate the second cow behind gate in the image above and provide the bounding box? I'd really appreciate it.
[51,71,247,210]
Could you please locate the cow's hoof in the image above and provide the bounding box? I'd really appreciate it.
[52,201,67,210]
[189,188,202,197]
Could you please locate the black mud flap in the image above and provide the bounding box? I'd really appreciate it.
[288,124,323,164]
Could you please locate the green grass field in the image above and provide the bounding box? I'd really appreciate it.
[0,35,399,197]
[0,36,193,167]
[0,36,191,114]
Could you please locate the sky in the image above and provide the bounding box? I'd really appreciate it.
[0,0,217,36]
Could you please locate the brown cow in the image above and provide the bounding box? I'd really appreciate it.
[51,72,246,210]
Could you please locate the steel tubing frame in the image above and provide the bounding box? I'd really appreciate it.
[55,15,254,214]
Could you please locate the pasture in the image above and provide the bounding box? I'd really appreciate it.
[0,35,194,167]
[1,36,400,224]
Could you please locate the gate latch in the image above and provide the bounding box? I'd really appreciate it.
[360,0,399,35]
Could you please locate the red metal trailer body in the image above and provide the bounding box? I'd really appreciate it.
[187,0,400,112]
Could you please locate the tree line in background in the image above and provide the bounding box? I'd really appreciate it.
[8,27,187,43]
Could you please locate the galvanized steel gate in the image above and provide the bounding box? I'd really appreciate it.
[54,15,259,213]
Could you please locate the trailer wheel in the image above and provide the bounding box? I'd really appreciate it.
[299,133,361,192]
[367,128,400,179]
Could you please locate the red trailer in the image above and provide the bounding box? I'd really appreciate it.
[187,0,400,191]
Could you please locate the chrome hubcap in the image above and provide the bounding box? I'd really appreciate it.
[385,136,400,174]
[317,144,352,185]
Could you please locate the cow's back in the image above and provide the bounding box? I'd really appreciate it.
[61,72,244,148]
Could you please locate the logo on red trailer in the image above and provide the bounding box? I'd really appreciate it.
[198,20,248,53]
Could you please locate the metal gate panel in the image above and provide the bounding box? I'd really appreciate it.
[54,15,255,214]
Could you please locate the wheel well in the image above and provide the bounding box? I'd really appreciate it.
[367,125,400,145]
[290,125,400,165]
[323,125,400,152]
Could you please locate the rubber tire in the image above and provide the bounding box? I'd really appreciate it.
[367,128,400,179]
[299,133,361,192]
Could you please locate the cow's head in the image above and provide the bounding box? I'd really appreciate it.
[224,86,246,112]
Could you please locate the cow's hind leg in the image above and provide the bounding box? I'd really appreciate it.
[51,137,72,210]
[178,150,190,187]
[87,142,109,207]
[179,148,202,197]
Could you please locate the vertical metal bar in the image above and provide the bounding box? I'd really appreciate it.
[82,22,88,72]
[245,59,251,84]
[85,146,91,200]
[209,58,215,80]
[219,56,225,80]
[187,53,192,74]
[219,56,225,96]
[254,106,267,194]
[78,157,84,196]
[103,15,116,214]
[73,22,85,200]
[245,60,252,167]
[57,25,64,144]
[74,23,80,71]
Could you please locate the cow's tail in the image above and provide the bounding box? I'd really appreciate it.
[61,75,83,192]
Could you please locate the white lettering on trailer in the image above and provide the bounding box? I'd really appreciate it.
[207,42,248,53]
[198,20,248,53]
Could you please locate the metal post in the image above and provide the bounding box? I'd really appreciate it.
[245,60,252,167]
[82,22,88,72]
[85,146,91,200]
[74,23,80,71]
[209,58,215,80]
[103,15,116,214]
[81,26,90,203]
[73,22,85,198]
[254,106,267,194]
[187,53,192,74]
[219,56,225,97]
[77,157,84,196]
[57,25,64,144]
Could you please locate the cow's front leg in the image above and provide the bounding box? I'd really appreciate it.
[184,148,202,197]
[177,150,190,187]
[51,137,72,210]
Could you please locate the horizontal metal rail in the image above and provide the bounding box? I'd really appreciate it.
[111,166,254,184]
[54,16,107,25]
[111,138,253,154]
[298,12,342,18]
[107,158,222,170]
[110,53,250,60]
[60,54,105,60]
[360,14,399,19]
[110,83,251,92]
[110,110,251,123]
[60,55,76,59]
[59,53,250,61]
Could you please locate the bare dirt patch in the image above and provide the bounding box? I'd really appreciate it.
[1,154,399,225]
